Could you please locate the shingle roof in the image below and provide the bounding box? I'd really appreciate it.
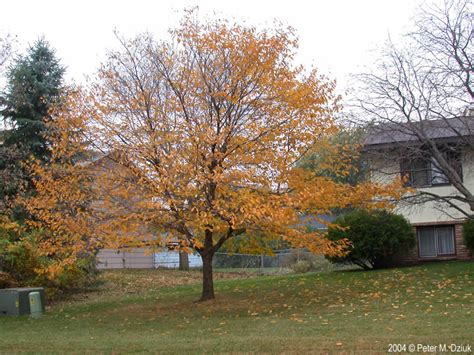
[299,214,337,230]
[364,116,474,148]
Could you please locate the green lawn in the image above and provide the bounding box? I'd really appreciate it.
[0,261,473,353]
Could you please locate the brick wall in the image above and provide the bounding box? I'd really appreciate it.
[394,222,473,265]
[455,224,472,260]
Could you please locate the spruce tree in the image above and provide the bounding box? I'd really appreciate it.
[2,38,65,158]
[0,38,64,206]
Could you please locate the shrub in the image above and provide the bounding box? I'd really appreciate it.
[0,271,17,288]
[463,219,474,254]
[292,260,312,274]
[326,209,415,269]
[1,231,47,284]
[213,253,261,269]
[0,215,97,293]
[310,256,333,272]
[281,249,315,268]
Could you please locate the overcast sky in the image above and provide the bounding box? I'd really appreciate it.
[1,0,442,93]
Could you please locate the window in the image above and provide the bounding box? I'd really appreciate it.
[430,156,450,185]
[418,225,455,258]
[402,157,431,187]
[400,147,462,187]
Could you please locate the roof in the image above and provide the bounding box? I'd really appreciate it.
[75,150,111,166]
[364,116,474,149]
[299,214,337,230]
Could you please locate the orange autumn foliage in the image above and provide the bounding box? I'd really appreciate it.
[25,12,406,300]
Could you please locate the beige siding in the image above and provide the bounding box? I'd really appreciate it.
[370,147,474,224]
[97,248,154,269]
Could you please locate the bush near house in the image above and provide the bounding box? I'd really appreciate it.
[463,218,474,254]
[326,209,415,269]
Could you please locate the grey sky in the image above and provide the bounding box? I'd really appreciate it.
[1,0,439,92]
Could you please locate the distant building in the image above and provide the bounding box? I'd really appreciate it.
[96,248,202,269]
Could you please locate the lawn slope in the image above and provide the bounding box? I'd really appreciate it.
[0,261,472,353]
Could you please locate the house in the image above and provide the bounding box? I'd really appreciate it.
[363,116,474,263]
[86,152,195,269]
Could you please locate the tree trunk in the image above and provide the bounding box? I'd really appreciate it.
[200,253,215,301]
[179,252,190,271]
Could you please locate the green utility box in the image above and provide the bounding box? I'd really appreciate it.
[0,288,45,316]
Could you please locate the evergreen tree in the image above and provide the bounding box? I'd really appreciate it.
[1,38,65,159]
[0,39,64,205]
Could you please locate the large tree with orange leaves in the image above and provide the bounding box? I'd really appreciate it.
[26,13,405,301]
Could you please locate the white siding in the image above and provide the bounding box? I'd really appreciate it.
[154,252,203,268]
